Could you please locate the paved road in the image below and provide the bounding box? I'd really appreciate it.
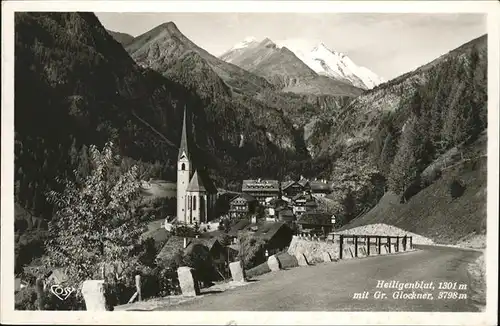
[156,246,482,311]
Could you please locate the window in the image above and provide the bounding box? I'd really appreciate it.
[181,163,186,170]
[193,196,197,210]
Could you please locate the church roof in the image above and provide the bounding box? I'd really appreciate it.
[187,170,205,192]
[186,170,218,193]
[178,108,189,160]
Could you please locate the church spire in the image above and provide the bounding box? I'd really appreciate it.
[178,106,189,160]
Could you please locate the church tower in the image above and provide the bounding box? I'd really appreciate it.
[177,108,191,224]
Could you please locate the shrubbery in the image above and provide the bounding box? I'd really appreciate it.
[15,285,86,311]
[450,179,466,199]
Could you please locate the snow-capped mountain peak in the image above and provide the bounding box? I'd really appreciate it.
[229,36,259,51]
[279,40,385,89]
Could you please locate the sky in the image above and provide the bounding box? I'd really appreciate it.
[96,13,486,80]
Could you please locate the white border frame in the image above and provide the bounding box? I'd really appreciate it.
[1,1,499,325]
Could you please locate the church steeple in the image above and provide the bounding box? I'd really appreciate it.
[178,107,189,160]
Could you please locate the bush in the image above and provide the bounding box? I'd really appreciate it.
[15,285,85,311]
[15,286,38,310]
[450,179,466,199]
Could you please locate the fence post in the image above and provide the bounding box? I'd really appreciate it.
[354,236,358,257]
[35,278,45,310]
[403,235,407,251]
[396,236,400,252]
[339,235,344,260]
[367,236,371,256]
[135,274,142,302]
[387,236,391,253]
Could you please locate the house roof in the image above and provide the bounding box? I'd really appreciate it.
[292,192,313,201]
[189,237,221,251]
[305,200,318,207]
[156,235,187,263]
[249,222,290,241]
[280,181,295,190]
[141,227,170,249]
[310,181,331,192]
[297,212,333,226]
[242,179,280,192]
[267,197,287,207]
[230,193,257,204]
[228,219,251,237]
[298,177,310,187]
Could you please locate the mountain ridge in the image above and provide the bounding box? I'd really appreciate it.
[219,37,364,96]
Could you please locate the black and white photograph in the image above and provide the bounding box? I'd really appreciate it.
[1,1,498,325]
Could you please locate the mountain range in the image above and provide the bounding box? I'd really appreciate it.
[219,37,364,96]
[221,37,385,91]
[15,12,487,240]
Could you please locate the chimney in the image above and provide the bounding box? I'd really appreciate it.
[183,237,187,248]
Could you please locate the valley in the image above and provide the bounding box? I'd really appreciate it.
[12,11,488,313]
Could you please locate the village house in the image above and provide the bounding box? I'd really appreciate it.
[309,179,332,197]
[292,192,318,216]
[241,179,280,205]
[228,193,258,219]
[265,197,288,218]
[277,207,296,227]
[280,180,306,198]
[296,211,335,235]
[298,176,311,192]
[251,221,294,255]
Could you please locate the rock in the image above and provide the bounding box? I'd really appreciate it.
[296,253,309,266]
[81,280,108,311]
[267,255,281,272]
[358,247,368,257]
[322,251,332,262]
[177,267,200,296]
[380,244,388,255]
[229,261,245,282]
[368,245,378,255]
[343,247,354,259]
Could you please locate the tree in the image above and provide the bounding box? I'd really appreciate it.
[388,117,419,196]
[379,132,397,176]
[338,190,356,228]
[44,141,146,287]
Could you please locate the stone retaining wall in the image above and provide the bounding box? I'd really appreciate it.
[287,236,339,263]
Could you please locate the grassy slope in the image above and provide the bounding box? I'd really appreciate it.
[341,134,487,245]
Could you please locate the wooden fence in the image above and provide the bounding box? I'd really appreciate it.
[296,233,413,260]
[334,234,413,259]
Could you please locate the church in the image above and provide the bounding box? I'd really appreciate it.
[176,108,218,225]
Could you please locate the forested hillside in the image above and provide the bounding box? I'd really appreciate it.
[125,22,358,134]
[13,12,322,273]
[14,12,316,224]
[308,35,487,226]
[13,12,487,273]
